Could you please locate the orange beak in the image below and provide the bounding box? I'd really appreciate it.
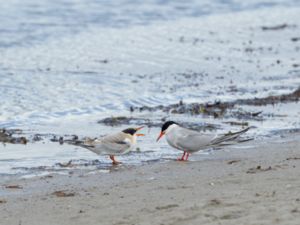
[156,132,165,142]
[135,126,145,136]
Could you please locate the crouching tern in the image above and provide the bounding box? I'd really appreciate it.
[77,126,144,164]
[156,121,250,161]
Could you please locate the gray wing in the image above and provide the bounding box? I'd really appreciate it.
[79,132,131,155]
[101,132,132,153]
[169,127,250,152]
[210,127,251,145]
[168,127,216,152]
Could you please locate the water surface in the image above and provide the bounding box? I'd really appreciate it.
[0,0,300,176]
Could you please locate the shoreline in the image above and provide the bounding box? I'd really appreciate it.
[1,134,300,225]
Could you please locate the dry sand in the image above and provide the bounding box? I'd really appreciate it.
[1,134,300,225]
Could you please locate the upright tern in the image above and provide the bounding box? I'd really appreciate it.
[157,121,250,161]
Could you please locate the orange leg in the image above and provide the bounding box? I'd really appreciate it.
[109,155,121,165]
[177,151,186,161]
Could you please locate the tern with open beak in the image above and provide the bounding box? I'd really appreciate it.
[156,121,250,161]
[78,126,144,164]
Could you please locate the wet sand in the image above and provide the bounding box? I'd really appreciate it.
[1,134,300,225]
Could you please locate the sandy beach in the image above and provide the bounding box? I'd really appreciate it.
[1,1,300,224]
[1,133,300,225]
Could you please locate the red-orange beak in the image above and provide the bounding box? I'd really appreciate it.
[156,131,165,142]
[135,126,145,137]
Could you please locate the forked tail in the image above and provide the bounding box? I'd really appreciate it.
[211,127,252,146]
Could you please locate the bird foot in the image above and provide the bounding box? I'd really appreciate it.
[112,161,121,165]
[177,151,188,161]
[109,155,121,165]
[177,158,186,161]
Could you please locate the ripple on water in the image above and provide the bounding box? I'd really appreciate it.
[1,1,300,176]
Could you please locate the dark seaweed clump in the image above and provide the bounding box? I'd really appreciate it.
[0,129,27,144]
[98,116,219,131]
[129,87,300,118]
[261,24,296,31]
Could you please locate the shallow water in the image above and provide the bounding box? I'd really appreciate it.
[0,0,300,176]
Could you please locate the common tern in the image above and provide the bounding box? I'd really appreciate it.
[78,126,144,164]
[156,121,250,161]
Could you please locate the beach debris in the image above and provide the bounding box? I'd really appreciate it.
[291,37,300,42]
[251,111,263,117]
[98,116,157,127]
[0,130,11,143]
[0,129,27,144]
[5,185,23,189]
[246,165,273,174]
[55,159,104,168]
[227,160,241,165]
[261,24,296,31]
[126,88,300,122]
[52,190,75,197]
[99,116,218,131]
[98,116,141,126]
[95,59,109,64]
[255,191,276,197]
[155,204,179,210]
[208,199,222,206]
[17,137,27,144]
[59,137,64,144]
[286,157,300,161]
[62,135,80,145]
[292,64,300,68]
[224,121,249,126]
[219,211,244,220]
[235,88,300,106]
[32,134,43,142]
[56,160,74,168]
[291,208,299,213]
[0,132,79,145]
[50,135,64,145]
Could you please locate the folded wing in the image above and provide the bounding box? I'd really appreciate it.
[78,132,132,155]
[172,127,250,152]
[171,127,216,152]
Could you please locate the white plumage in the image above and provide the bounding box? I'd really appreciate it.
[157,121,250,161]
[77,127,144,164]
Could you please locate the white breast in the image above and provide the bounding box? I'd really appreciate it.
[165,125,183,150]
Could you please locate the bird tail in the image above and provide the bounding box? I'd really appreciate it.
[76,143,95,149]
[210,127,251,146]
[65,138,96,149]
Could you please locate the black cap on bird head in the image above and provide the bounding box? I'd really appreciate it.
[122,126,144,136]
[122,128,136,135]
[161,121,178,132]
[156,121,178,142]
